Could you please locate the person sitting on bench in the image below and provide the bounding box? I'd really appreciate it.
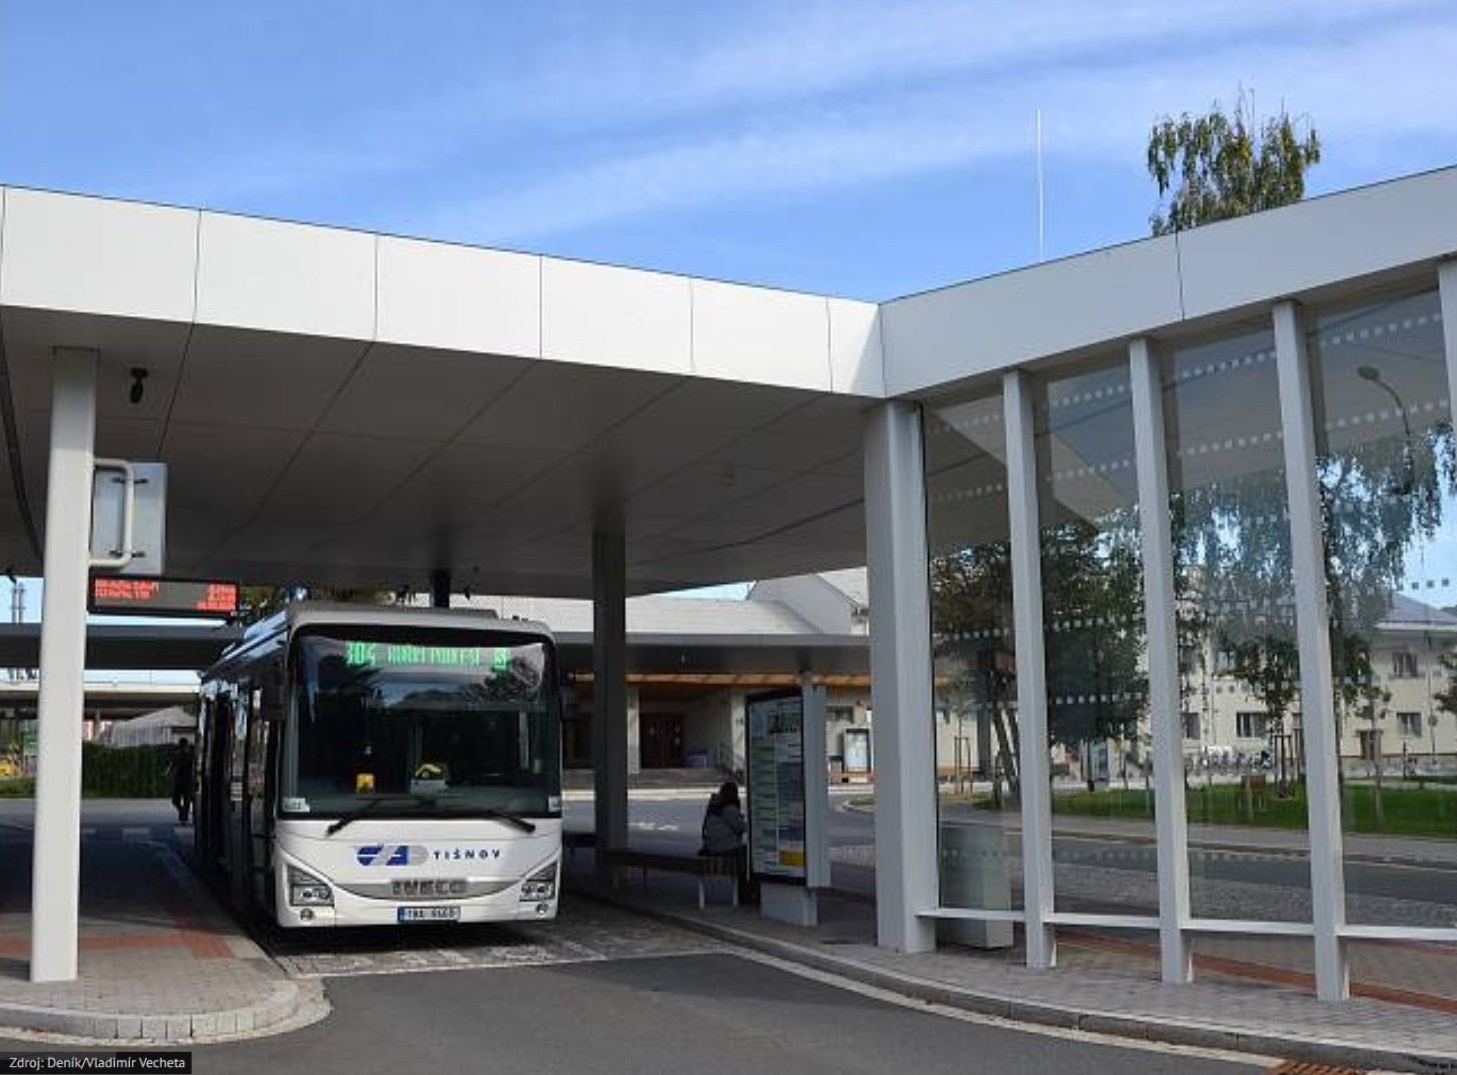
[699,781,751,903]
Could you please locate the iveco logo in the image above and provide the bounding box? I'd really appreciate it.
[356,844,429,867]
[392,878,468,897]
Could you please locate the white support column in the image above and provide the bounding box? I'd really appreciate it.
[1440,262,1457,422]
[730,692,747,775]
[1128,338,1193,985]
[801,674,831,890]
[626,687,641,777]
[1004,369,1056,970]
[592,528,629,869]
[863,401,936,954]
[1273,300,1349,1002]
[31,347,98,983]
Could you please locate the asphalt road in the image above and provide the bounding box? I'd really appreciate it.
[1050,834,1457,906]
[150,952,1264,1075]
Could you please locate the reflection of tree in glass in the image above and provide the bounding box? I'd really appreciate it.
[467,657,543,704]
[1040,516,1147,752]
[1436,651,1457,727]
[395,671,543,711]
[1174,384,1456,789]
[1175,473,1301,745]
[931,513,1147,800]
[503,652,543,693]
[932,541,1018,799]
[316,653,381,696]
[306,653,384,790]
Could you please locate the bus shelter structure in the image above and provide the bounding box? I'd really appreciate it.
[1,168,1455,1000]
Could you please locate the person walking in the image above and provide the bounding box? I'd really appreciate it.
[171,737,196,824]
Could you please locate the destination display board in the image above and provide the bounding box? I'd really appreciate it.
[745,689,807,883]
[88,576,239,618]
[343,641,510,670]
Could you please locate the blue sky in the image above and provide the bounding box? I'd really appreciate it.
[1,1,1454,630]
[2,1,1454,302]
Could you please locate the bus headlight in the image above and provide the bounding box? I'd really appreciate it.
[287,864,334,907]
[519,862,557,902]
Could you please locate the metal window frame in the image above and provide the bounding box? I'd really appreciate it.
[1273,299,1350,1002]
[1129,336,1194,984]
[1004,370,1056,970]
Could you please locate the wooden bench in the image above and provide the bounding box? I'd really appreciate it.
[602,848,741,910]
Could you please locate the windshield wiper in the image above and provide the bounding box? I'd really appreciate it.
[325,795,434,835]
[326,797,537,835]
[440,805,537,833]
[326,797,387,836]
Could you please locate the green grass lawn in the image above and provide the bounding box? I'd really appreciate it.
[1048,781,1457,838]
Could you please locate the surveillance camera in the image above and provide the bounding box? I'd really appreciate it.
[128,367,149,404]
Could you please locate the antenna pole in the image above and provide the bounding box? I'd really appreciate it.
[1036,109,1046,261]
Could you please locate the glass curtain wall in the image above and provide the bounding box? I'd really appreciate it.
[919,283,1454,991]
[1162,325,1314,925]
[1305,288,1457,969]
[1031,362,1157,919]
[924,389,1024,939]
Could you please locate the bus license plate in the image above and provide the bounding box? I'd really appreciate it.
[397,906,460,923]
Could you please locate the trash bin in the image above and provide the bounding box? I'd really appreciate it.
[937,821,1013,949]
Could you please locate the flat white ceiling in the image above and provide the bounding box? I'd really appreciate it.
[0,310,873,597]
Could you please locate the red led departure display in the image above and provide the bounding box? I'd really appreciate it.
[88,576,239,617]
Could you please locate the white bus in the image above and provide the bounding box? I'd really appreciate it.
[196,602,563,927]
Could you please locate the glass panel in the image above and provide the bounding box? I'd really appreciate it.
[925,389,1023,938]
[1033,362,1155,918]
[1307,288,1457,954]
[1163,325,1313,924]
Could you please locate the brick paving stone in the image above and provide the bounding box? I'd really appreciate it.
[0,802,322,1042]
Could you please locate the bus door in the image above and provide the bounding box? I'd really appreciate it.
[194,696,213,862]
[228,688,249,910]
[246,673,284,913]
[204,695,233,870]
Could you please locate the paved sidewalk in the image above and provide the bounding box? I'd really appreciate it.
[566,852,1457,1074]
[0,800,326,1042]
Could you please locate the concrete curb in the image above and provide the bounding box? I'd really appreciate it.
[0,839,331,1044]
[570,883,1457,1075]
[0,977,328,1043]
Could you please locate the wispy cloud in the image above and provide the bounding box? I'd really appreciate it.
[145,146,419,212]
[55,0,1453,241]
[441,0,1447,130]
[418,12,1457,243]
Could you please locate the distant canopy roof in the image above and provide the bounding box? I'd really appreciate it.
[120,706,196,729]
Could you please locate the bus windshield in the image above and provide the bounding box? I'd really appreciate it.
[281,628,562,818]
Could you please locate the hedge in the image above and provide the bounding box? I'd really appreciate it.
[80,741,179,798]
[0,744,181,798]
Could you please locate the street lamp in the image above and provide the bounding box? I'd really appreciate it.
[1357,365,1416,495]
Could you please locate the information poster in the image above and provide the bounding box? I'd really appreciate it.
[746,690,807,883]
